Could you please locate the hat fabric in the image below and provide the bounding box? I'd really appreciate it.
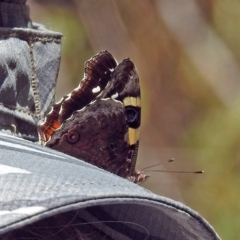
[0,133,220,239]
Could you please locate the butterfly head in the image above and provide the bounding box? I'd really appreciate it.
[128,169,150,184]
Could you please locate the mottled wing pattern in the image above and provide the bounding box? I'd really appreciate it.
[98,59,142,181]
[38,51,148,183]
[38,50,117,143]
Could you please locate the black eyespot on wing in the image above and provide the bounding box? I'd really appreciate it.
[125,106,141,129]
[67,131,80,144]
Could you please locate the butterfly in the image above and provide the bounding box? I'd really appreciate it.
[38,50,148,183]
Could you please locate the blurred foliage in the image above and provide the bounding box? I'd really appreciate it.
[29,0,240,238]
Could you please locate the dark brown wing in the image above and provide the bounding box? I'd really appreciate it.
[38,50,116,143]
[99,59,141,180]
[46,99,132,178]
[39,51,147,183]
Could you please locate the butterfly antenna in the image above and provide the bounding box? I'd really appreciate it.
[141,158,174,171]
[146,169,204,174]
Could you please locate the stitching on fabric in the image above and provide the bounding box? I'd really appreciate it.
[28,38,41,117]
[0,102,40,117]
[0,30,61,118]
[36,181,133,192]
[0,31,62,44]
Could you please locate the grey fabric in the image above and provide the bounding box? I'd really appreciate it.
[0,0,62,142]
[0,133,220,240]
[0,23,62,141]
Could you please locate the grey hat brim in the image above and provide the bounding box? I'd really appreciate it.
[0,133,220,239]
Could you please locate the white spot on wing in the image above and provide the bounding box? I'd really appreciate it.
[111,92,119,99]
[92,86,101,93]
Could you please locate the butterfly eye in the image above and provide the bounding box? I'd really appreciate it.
[67,131,80,144]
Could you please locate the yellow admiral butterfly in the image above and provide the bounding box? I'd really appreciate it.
[38,51,148,183]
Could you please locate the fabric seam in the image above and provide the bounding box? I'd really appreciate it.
[0,30,62,44]
[28,37,40,117]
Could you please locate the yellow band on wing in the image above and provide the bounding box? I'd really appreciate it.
[123,97,140,107]
[129,127,140,145]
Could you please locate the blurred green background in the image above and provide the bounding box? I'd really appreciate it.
[29,1,240,239]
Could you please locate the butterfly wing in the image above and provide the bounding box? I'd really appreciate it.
[38,50,116,143]
[99,58,141,179]
[46,99,132,178]
[39,51,147,183]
